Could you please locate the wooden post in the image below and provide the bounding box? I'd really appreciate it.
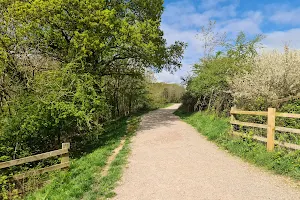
[230,106,237,121]
[61,143,70,164]
[267,108,276,151]
[230,106,236,134]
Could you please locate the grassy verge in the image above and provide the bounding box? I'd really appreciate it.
[81,139,131,200]
[175,109,300,181]
[161,103,175,108]
[149,103,175,110]
[25,116,141,200]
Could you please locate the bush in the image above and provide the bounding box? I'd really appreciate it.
[231,48,300,109]
[0,69,109,162]
[182,31,263,114]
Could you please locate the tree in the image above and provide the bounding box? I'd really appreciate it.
[196,20,226,60]
[0,0,186,161]
[230,48,300,109]
[183,21,264,113]
[5,0,185,75]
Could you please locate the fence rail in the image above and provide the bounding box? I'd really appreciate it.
[230,107,300,151]
[0,143,70,180]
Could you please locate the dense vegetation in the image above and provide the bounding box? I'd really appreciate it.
[148,82,185,107]
[180,20,300,143]
[181,21,263,113]
[182,21,300,115]
[0,0,185,198]
[25,115,141,200]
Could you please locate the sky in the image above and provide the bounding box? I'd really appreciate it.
[155,0,300,84]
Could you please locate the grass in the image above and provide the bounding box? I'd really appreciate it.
[175,109,300,181]
[151,102,176,109]
[81,139,131,200]
[151,102,177,109]
[160,103,175,108]
[25,116,141,200]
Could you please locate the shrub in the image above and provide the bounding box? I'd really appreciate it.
[231,48,300,109]
[0,69,110,162]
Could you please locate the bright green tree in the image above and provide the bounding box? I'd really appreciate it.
[0,0,185,160]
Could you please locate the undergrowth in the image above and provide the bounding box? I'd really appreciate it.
[25,115,141,200]
[175,109,300,181]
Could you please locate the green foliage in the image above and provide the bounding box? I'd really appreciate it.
[175,109,300,180]
[147,82,185,108]
[103,70,150,117]
[179,91,198,112]
[226,32,264,64]
[25,116,141,200]
[191,57,233,96]
[1,69,109,159]
[0,0,185,198]
[183,30,263,114]
[4,0,184,73]
[93,140,131,199]
[233,98,300,146]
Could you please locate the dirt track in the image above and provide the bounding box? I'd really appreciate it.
[113,104,300,200]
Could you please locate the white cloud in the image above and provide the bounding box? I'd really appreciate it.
[220,11,263,34]
[162,23,203,54]
[160,25,198,83]
[155,70,181,83]
[163,1,238,29]
[205,4,237,18]
[158,0,300,83]
[269,7,300,25]
[264,28,300,50]
[156,61,193,84]
[265,4,300,25]
[163,1,207,29]
[221,20,261,35]
[201,0,229,9]
[160,0,259,83]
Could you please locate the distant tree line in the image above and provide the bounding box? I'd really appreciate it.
[148,82,185,106]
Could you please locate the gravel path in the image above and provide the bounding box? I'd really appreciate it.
[113,104,300,200]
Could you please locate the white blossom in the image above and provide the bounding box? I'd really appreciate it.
[230,49,300,104]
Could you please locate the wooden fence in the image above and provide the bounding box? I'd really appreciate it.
[230,107,300,152]
[0,143,70,180]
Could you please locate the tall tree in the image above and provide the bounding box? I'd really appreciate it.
[4,0,185,75]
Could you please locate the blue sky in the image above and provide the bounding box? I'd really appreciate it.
[156,0,300,83]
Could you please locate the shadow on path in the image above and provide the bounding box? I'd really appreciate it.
[139,107,179,132]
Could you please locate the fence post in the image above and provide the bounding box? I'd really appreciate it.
[267,108,276,151]
[230,106,236,121]
[61,143,70,164]
[230,106,237,132]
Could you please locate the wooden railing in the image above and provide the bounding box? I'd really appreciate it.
[0,143,70,180]
[230,107,300,152]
